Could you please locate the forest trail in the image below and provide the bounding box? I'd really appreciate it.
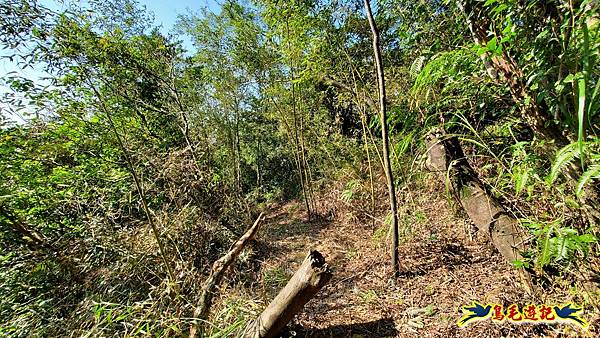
[254,182,587,337]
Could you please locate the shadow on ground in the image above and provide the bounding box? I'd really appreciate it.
[396,241,478,278]
[285,318,398,338]
[263,212,334,241]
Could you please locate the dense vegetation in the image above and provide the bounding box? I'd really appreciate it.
[0,0,598,336]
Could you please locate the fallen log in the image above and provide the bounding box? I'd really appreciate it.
[189,213,264,338]
[244,250,332,338]
[426,130,533,292]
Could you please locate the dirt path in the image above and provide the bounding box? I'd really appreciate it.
[254,182,597,337]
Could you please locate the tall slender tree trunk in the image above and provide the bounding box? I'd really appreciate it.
[286,19,312,219]
[364,0,399,276]
[346,54,377,230]
[299,111,316,212]
[292,88,311,219]
[360,108,376,230]
[172,89,201,170]
[227,125,236,188]
[87,80,178,292]
[271,94,311,216]
[289,77,310,217]
[256,137,262,188]
[235,106,242,193]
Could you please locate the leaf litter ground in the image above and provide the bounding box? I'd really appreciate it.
[233,181,599,337]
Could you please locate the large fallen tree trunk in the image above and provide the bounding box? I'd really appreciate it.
[426,130,533,292]
[189,213,265,338]
[244,250,332,338]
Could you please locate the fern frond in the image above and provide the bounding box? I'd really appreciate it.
[576,164,600,197]
[546,142,580,184]
[411,49,476,106]
[409,55,426,79]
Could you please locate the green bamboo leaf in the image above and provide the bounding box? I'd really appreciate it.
[459,137,487,150]
[494,4,508,13]
[577,234,598,243]
[588,73,600,118]
[515,167,529,195]
[486,37,497,53]
[538,225,552,267]
[577,77,585,169]
[577,22,590,169]
[563,73,576,83]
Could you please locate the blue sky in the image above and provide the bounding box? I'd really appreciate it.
[142,0,221,50]
[37,0,218,33]
[144,0,219,33]
[1,0,219,73]
[1,0,219,123]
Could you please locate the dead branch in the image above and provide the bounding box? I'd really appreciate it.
[189,212,265,338]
